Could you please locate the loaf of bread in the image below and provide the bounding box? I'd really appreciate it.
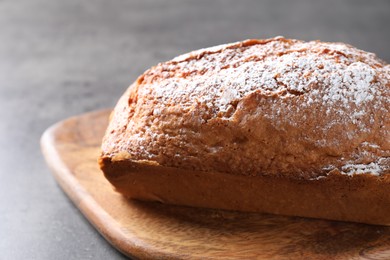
[99,37,390,225]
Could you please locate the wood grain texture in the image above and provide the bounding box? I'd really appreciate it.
[41,109,390,259]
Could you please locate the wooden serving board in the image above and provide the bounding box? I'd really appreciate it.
[41,109,390,259]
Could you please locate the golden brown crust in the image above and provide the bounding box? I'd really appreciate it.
[102,36,389,179]
[99,157,390,226]
[100,37,390,224]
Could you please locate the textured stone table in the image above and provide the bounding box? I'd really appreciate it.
[0,0,389,259]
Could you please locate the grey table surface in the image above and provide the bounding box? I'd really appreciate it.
[0,0,389,259]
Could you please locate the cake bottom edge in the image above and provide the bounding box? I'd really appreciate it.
[100,157,390,226]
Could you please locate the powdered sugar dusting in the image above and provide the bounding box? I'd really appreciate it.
[117,37,389,177]
[341,162,382,176]
[147,38,385,115]
[146,38,387,134]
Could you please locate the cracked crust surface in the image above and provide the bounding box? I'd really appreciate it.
[101,37,389,179]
